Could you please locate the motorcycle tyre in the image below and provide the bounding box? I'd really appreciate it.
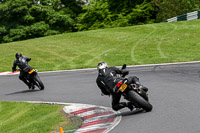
[34,75,44,90]
[128,90,152,112]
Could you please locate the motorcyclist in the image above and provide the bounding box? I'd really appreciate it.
[12,52,34,89]
[96,62,148,111]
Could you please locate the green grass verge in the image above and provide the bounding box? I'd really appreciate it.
[1,20,200,72]
[0,101,82,133]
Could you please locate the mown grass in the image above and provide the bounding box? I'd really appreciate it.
[1,20,200,72]
[0,101,82,133]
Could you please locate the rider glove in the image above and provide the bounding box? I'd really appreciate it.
[122,70,129,76]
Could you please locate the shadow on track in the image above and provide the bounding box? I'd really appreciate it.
[94,109,145,120]
[6,89,41,95]
[117,109,144,117]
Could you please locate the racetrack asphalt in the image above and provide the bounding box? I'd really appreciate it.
[1,62,200,133]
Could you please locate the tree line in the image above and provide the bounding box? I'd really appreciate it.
[0,0,199,43]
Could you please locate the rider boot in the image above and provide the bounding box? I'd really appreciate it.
[119,102,134,111]
[113,102,133,111]
[125,102,134,111]
[21,78,32,89]
[31,84,35,90]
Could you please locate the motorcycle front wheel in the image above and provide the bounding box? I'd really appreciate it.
[34,75,44,90]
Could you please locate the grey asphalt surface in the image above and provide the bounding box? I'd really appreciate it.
[1,62,200,133]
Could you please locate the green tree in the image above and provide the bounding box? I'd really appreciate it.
[0,0,78,43]
[76,0,155,30]
[76,0,113,30]
[107,0,146,13]
[153,0,200,22]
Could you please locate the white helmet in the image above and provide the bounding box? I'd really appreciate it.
[97,62,108,71]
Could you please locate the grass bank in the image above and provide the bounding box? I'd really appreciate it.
[0,101,82,133]
[0,20,200,72]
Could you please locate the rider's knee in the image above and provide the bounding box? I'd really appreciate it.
[112,105,119,111]
[112,107,118,111]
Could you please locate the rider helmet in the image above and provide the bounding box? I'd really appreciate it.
[15,52,22,59]
[97,62,108,71]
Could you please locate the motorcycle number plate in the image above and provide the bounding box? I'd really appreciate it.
[29,69,34,74]
[119,83,127,92]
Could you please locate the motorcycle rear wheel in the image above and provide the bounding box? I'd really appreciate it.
[128,90,152,112]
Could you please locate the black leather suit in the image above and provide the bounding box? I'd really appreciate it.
[96,67,140,111]
[12,56,32,87]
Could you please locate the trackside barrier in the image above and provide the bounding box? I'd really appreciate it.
[164,10,200,22]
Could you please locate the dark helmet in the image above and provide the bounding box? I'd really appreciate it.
[15,52,22,59]
[97,62,108,71]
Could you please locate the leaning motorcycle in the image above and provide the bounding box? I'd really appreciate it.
[117,64,152,112]
[22,67,44,90]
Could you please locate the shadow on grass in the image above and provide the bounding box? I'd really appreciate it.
[6,89,41,95]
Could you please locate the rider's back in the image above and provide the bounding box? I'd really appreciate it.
[96,67,123,95]
[13,56,31,71]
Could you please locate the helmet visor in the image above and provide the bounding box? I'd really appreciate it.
[98,62,108,70]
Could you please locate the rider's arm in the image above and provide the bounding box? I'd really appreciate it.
[112,67,129,76]
[96,78,110,96]
[24,56,31,62]
[113,67,123,74]
[12,60,17,72]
